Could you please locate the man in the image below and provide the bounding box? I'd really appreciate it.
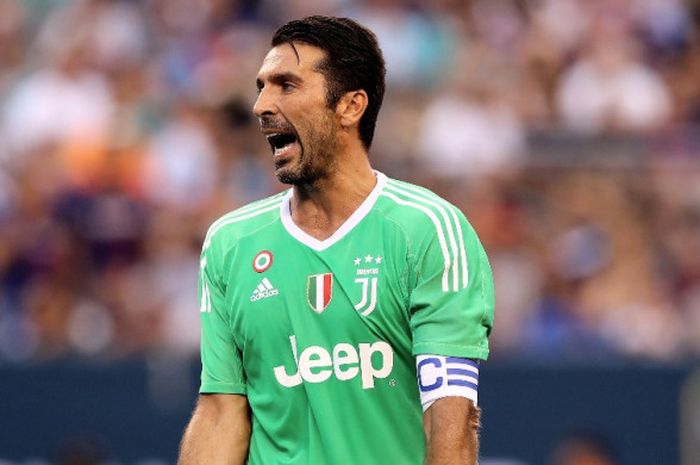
[178,16,494,465]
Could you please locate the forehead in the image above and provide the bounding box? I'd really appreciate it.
[257,42,327,79]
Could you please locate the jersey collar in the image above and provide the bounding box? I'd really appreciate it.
[280,171,388,251]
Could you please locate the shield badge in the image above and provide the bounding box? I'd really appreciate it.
[307,273,334,313]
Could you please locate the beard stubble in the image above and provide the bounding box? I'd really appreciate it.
[276,112,339,186]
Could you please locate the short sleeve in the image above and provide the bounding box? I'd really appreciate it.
[198,238,247,394]
[409,211,494,360]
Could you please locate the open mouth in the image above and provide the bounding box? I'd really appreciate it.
[266,132,299,154]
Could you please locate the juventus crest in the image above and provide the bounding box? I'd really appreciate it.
[352,253,382,316]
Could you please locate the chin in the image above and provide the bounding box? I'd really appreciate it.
[275,166,302,185]
[275,163,324,186]
[276,172,296,185]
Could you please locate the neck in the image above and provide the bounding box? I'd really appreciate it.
[289,151,376,241]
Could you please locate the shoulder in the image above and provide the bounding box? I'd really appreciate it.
[378,177,488,293]
[203,190,288,252]
[377,176,470,234]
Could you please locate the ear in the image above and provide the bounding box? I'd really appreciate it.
[336,90,368,128]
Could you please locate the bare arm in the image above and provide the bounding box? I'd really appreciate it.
[423,397,481,465]
[178,394,251,465]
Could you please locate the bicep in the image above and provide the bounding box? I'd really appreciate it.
[199,245,246,395]
[195,393,250,420]
[423,397,481,465]
[190,393,251,441]
[178,394,251,465]
[410,214,493,360]
[423,396,480,438]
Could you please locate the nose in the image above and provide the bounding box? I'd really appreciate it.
[253,87,277,118]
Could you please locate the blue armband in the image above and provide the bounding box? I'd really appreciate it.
[416,355,479,411]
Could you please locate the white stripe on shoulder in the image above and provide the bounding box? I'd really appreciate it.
[389,180,468,289]
[380,190,452,292]
[206,192,287,238]
[386,182,463,291]
[204,196,284,249]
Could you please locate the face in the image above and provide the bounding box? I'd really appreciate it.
[254,43,339,185]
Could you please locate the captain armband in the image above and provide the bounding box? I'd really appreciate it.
[416,355,479,412]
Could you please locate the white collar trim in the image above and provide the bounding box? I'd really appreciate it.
[280,171,388,251]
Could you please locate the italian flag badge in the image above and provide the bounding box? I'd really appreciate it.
[307,273,334,313]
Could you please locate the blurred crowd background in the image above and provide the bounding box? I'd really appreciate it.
[1,0,700,365]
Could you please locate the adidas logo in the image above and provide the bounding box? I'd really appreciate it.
[250,278,279,302]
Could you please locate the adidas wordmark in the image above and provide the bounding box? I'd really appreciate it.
[250,278,280,302]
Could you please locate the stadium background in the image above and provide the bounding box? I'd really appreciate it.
[0,0,699,464]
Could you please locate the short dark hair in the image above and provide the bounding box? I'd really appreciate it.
[271,16,386,150]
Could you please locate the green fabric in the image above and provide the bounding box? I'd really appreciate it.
[198,174,493,465]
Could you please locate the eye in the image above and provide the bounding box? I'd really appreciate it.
[281,81,295,92]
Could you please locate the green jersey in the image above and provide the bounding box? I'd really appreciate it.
[198,172,494,465]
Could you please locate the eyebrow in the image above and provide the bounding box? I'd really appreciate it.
[256,72,303,90]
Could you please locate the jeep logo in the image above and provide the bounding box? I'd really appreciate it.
[273,336,394,389]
